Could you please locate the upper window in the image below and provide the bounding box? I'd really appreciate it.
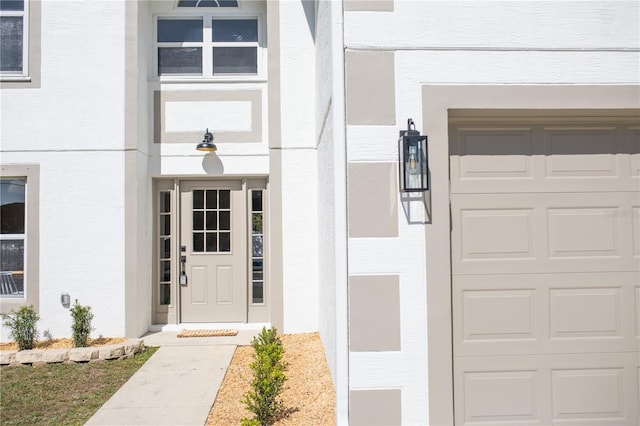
[0,0,27,76]
[156,16,261,78]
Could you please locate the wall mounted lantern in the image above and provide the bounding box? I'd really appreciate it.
[399,118,429,192]
[196,129,217,152]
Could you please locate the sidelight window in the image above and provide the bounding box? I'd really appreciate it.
[158,191,172,305]
[250,189,264,304]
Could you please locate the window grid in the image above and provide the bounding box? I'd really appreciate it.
[250,189,264,304]
[158,191,171,305]
[192,189,231,253]
[155,15,260,78]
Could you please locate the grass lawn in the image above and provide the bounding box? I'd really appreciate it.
[0,346,158,426]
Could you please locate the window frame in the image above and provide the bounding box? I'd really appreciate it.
[0,0,29,79]
[0,164,39,313]
[0,177,26,298]
[153,10,265,81]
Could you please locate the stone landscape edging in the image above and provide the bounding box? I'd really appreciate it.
[0,339,145,366]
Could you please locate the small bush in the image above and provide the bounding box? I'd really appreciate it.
[1,305,40,350]
[241,327,288,426]
[70,300,94,348]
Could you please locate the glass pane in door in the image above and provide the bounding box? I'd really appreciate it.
[192,189,231,253]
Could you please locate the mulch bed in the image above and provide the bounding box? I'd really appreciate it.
[206,332,336,425]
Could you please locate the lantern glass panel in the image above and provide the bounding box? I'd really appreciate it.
[401,135,429,191]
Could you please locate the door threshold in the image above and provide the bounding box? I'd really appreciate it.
[149,322,271,332]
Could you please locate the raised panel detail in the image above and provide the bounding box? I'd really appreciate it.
[460,209,533,260]
[552,368,624,420]
[190,266,207,304]
[155,90,262,144]
[216,265,232,305]
[545,129,617,177]
[548,208,618,258]
[463,371,538,423]
[550,288,621,338]
[165,101,252,132]
[458,130,532,179]
[462,290,535,341]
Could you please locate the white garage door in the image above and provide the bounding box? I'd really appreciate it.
[450,116,640,425]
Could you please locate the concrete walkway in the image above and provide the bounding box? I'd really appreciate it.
[86,330,256,426]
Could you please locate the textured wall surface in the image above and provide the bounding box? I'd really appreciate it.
[1,1,129,339]
[277,0,319,333]
[343,1,640,424]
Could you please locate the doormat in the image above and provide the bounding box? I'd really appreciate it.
[177,329,238,338]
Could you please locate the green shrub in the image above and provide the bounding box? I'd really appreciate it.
[1,305,40,350]
[241,327,288,426]
[70,300,94,348]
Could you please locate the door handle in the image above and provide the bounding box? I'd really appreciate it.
[180,254,187,285]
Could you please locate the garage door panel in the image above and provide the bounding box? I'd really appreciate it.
[551,367,625,422]
[451,118,640,426]
[544,127,619,178]
[452,192,639,275]
[452,128,534,180]
[459,209,534,261]
[547,207,619,258]
[453,273,639,357]
[454,353,639,426]
[455,355,549,426]
[461,289,536,342]
[458,369,542,425]
[450,124,639,194]
[452,194,543,274]
[548,353,639,426]
[549,287,622,339]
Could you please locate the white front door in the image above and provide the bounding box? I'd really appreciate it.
[179,180,247,322]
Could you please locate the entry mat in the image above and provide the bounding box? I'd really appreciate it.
[177,329,238,338]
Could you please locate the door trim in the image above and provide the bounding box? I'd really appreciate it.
[152,177,271,326]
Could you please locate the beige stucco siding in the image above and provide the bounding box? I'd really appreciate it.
[345,50,396,126]
[347,162,398,238]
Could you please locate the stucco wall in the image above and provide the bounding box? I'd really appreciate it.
[277,0,319,333]
[343,1,640,424]
[1,1,129,340]
[315,0,338,382]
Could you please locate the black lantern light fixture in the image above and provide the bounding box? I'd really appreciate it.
[196,128,217,152]
[399,118,429,192]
